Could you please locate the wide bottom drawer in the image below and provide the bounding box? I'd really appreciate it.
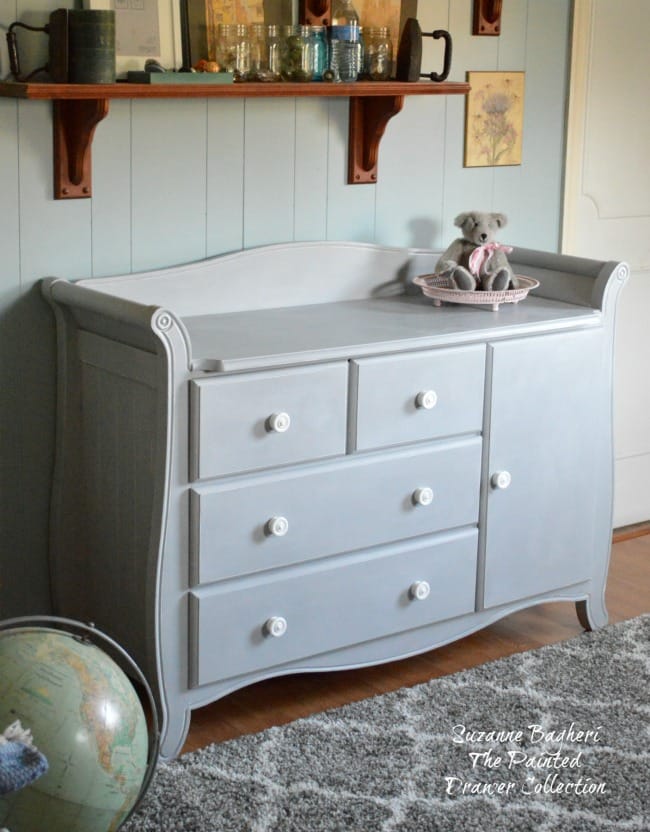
[189,528,478,687]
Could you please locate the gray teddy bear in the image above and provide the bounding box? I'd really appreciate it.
[436,211,517,291]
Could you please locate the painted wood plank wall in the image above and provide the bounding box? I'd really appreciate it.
[0,0,571,616]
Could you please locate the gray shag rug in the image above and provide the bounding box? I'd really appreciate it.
[124,615,650,831]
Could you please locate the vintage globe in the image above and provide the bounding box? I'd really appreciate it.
[0,623,150,832]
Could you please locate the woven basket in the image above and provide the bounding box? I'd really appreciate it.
[413,274,540,311]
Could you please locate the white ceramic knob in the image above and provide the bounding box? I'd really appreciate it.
[491,471,512,490]
[266,516,289,537]
[409,580,431,601]
[267,412,291,433]
[415,390,438,410]
[264,616,287,638]
[412,487,434,506]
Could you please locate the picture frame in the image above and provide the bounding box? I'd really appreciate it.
[184,0,295,67]
[464,71,525,168]
[87,0,184,75]
[353,0,414,59]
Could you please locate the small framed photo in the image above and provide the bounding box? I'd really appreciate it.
[464,71,525,168]
[87,0,183,75]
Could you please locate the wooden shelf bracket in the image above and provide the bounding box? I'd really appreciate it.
[348,94,404,184]
[53,98,109,199]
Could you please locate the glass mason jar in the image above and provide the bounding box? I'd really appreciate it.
[215,23,250,77]
[309,25,328,81]
[247,22,267,80]
[266,24,286,80]
[363,26,392,80]
[281,24,314,82]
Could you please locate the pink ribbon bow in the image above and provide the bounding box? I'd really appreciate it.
[468,242,513,277]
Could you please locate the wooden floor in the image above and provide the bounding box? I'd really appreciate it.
[182,525,650,754]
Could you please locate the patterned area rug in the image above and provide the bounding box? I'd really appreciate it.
[124,615,650,831]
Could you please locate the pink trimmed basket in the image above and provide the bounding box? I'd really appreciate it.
[413,274,540,311]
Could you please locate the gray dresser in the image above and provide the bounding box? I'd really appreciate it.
[42,242,628,759]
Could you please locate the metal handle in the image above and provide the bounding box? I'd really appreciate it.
[6,21,49,81]
[421,29,452,83]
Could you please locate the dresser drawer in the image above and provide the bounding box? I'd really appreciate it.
[190,362,348,479]
[190,436,481,585]
[351,345,485,451]
[189,528,478,687]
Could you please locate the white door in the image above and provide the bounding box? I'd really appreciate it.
[562,0,650,527]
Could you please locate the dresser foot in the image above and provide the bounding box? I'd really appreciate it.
[159,706,192,761]
[575,596,608,632]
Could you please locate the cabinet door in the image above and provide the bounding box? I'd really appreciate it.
[482,329,607,608]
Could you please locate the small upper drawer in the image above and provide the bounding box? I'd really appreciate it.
[190,362,348,480]
[351,345,485,451]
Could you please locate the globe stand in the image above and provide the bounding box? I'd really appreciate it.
[0,615,160,829]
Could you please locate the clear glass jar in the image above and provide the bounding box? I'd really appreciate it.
[281,24,314,82]
[247,22,267,80]
[266,25,285,80]
[309,25,328,81]
[215,23,250,77]
[215,24,236,72]
[363,26,392,80]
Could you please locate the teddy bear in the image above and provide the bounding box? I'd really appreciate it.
[436,211,517,291]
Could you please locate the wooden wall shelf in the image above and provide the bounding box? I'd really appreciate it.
[0,79,469,199]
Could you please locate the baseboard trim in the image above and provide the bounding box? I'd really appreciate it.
[613,521,650,543]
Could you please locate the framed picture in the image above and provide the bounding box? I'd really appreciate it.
[185,0,295,67]
[464,71,525,168]
[101,0,183,74]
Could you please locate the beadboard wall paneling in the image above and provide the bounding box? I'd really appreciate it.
[91,100,134,277]
[0,0,572,617]
[0,100,19,304]
[206,99,245,256]
[243,97,296,249]
[506,0,571,251]
[325,97,376,242]
[294,98,329,242]
[131,99,209,272]
[374,95,446,250]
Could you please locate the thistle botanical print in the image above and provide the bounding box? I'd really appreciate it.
[464,72,525,167]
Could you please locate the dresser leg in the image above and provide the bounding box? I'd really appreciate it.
[159,705,192,761]
[575,596,608,632]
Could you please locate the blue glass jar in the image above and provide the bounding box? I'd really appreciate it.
[309,25,328,81]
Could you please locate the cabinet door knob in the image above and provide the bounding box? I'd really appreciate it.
[491,471,512,490]
[415,390,438,410]
[267,412,291,433]
[264,616,288,638]
[409,580,431,601]
[412,487,434,506]
[266,516,289,537]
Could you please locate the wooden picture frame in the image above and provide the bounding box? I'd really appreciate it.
[184,0,294,66]
[103,0,183,74]
[464,71,525,167]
